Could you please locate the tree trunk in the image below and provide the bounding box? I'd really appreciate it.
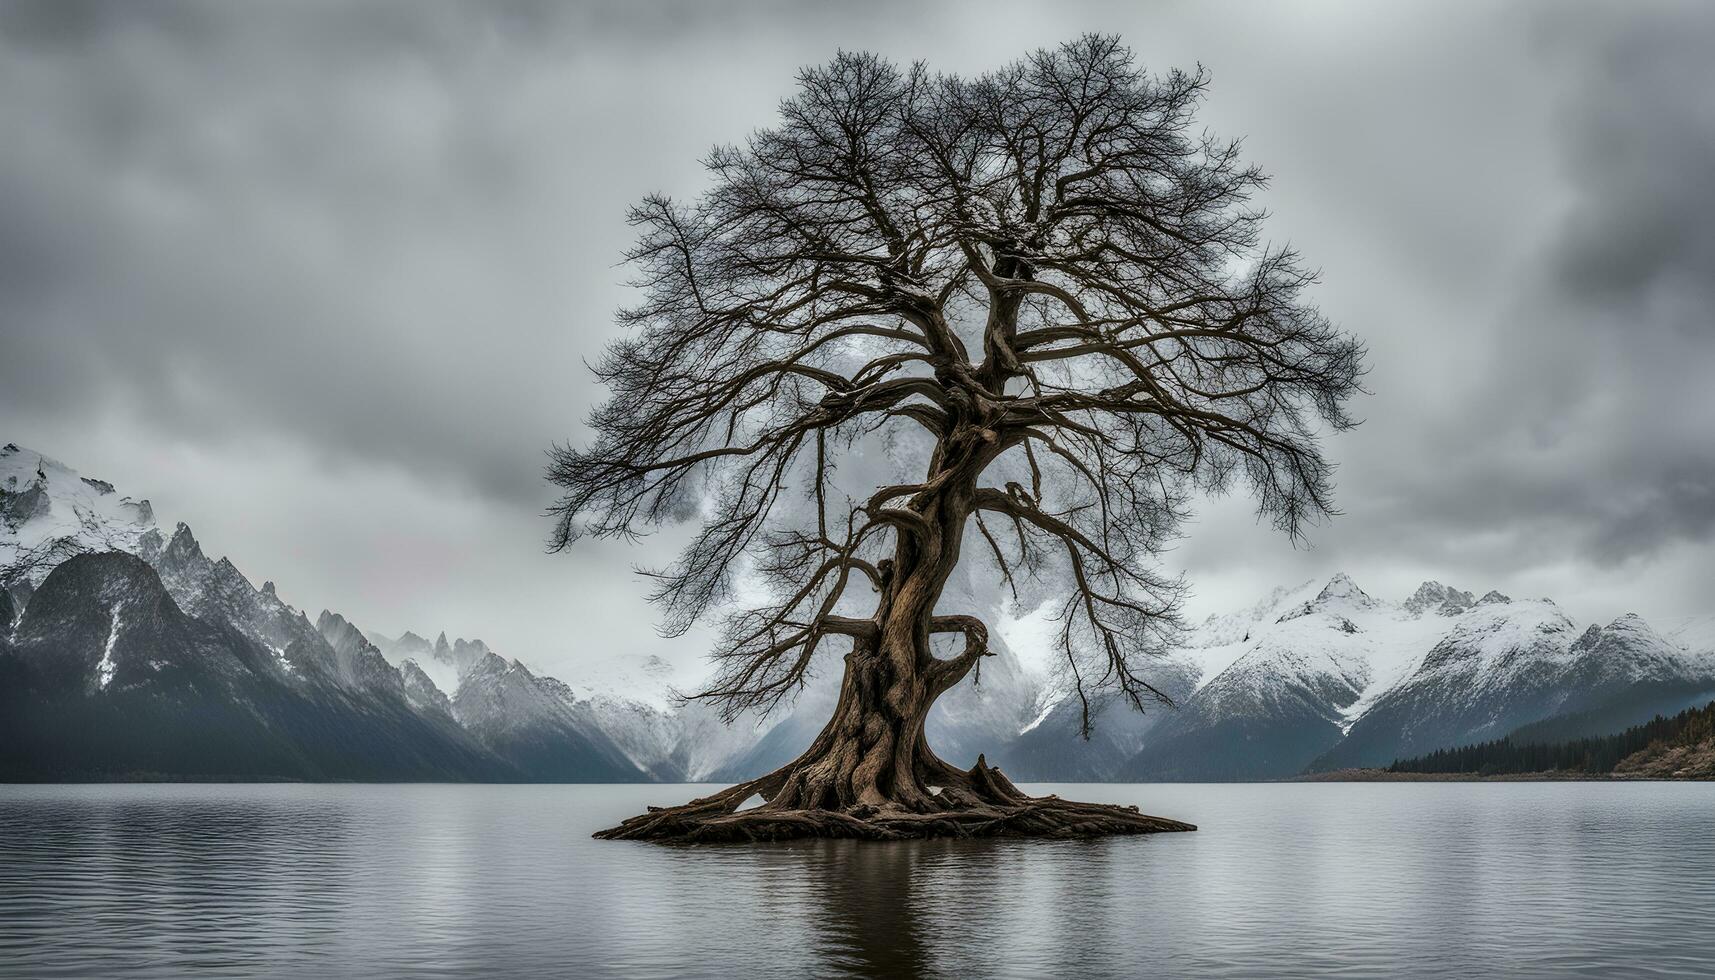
[595,430,1195,842]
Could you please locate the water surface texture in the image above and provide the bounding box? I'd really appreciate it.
[2,782,1712,978]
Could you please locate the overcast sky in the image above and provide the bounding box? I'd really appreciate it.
[4,0,1713,680]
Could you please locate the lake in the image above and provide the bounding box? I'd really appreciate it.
[2,782,1712,978]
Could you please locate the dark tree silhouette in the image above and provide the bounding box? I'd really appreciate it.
[551,35,1364,841]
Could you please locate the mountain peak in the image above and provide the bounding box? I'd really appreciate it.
[1597,612,1661,640]
[1567,612,1681,682]
[2,445,161,586]
[1404,580,1476,617]
[165,522,202,558]
[1318,573,1365,600]
[1276,573,1377,623]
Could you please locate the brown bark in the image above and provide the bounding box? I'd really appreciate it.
[595,425,1196,843]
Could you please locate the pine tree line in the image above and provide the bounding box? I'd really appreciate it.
[1387,699,1715,776]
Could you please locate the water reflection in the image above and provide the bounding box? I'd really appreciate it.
[807,839,937,976]
[4,782,1715,979]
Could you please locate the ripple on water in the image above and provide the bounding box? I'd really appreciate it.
[2,782,1713,979]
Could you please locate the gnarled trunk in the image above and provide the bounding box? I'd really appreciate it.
[592,641,1193,840]
[595,445,1195,842]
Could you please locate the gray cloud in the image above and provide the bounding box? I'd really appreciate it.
[3,0,1714,674]
[1334,5,1715,567]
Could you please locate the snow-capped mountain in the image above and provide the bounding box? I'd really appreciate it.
[1310,596,1584,770]
[1317,606,1715,770]
[1119,574,1715,779]
[449,652,644,781]
[150,522,328,680]
[2,444,156,609]
[7,442,1715,783]
[368,629,490,700]
[366,623,697,780]
[0,551,503,780]
[553,654,753,782]
[0,445,647,782]
[1121,574,1434,779]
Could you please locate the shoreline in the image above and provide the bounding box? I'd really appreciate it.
[1288,768,1704,782]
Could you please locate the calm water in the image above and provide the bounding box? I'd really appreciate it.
[2,782,1712,979]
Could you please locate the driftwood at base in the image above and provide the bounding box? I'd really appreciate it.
[595,756,1196,843]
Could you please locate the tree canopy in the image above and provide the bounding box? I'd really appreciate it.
[551,34,1365,740]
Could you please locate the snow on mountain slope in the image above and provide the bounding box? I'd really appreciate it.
[451,652,647,781]
[1,445,158,600]
[1312,597,1582,769]
[315,610,417,696]
[1124,574,1444,779]
[1172,574,1451,716]
[0,550,511,781]
[1562,613,1704,691]
[1377,595,1579,713]
[368,630,488,697]
[564,652,683,712]
[399,659,456,719]
[367,624,703,777]
[1662,615,1715,666]
[1120,572,1715,780]
[407,646,463,698]
[1000,664,1199,781]
[150,522,333,682]
[13,443,1715,784]
[1314,600,1715,770]
[553,652,739,781]
[2,446,337,686]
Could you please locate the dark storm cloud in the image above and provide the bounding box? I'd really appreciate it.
[1536,7,1715,564]
[1317,4,1715,576]
[2,1,561,503]
[0,0,892,506]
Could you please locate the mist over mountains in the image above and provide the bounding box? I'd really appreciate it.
[5,442,1714,782]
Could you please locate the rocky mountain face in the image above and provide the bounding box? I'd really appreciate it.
[2,444,156,613]
[448,653,643,781]
[368,629,489,698]
[6,442,1715,783]
[1119,575,1715,779]
[0,552,501,780]
[0,446,645,782]
[1312,606,1715,771]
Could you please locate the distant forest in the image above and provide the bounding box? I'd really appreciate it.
[1388,700,1715,776]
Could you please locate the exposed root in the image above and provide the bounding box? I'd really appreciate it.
[595,756,1196,843]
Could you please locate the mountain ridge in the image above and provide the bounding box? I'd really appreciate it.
[7,442,1714,783]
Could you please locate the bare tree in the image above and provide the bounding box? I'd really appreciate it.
[551,35,1364,841]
